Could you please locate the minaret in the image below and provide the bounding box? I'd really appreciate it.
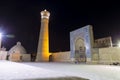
[36,9,50,62]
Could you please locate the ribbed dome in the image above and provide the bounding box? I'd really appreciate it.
[8,42,27,54]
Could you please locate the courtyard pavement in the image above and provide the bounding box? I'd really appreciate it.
[0,60,120,80]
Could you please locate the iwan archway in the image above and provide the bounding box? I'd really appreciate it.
[70,25,94,63]
[75,38,86,62]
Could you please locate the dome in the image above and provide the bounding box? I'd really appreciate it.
[8,42,27,54]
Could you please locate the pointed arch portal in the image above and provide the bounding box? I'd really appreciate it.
[75,38,86,62]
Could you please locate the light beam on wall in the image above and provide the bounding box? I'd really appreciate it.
[0,33,2,49]
[118,42,120,47]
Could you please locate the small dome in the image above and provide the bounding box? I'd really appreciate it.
[8,42,27,54]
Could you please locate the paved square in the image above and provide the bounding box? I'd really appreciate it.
[0,60,120,80]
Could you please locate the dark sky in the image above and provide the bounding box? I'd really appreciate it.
[0,0,120,53]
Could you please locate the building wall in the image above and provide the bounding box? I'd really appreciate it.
[0,51,7,60]
[92,48,99,63]
[9,53,21,62]
[9,53,31,62]
[51,51,71,62]
[94,36,112,48]
[98,47,120,64]
[50,47,120,65]
[22,54,31,62]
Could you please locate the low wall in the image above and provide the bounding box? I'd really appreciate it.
[51,51,71,62]
[22,54,31,62]
[99,47,120,64]
[51,47,120,64]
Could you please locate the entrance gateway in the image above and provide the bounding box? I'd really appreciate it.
[70,25,94,63]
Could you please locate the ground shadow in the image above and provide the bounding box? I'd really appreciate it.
[24,76,89,80]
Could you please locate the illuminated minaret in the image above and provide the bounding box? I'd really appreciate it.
[36,9,50,62]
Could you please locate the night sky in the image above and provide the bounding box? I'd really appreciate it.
[0,0,120,53]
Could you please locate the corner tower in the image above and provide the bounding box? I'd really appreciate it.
[36,9,50,62]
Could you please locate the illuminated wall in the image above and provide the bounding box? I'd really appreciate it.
[98,47,120,64]
[51,51,71,62]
